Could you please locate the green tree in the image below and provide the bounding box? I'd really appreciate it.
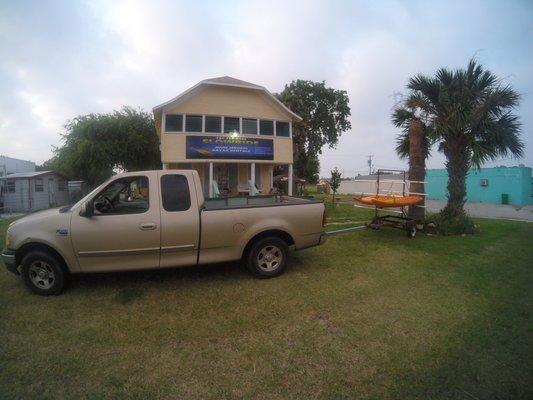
[44,106,161,186]
[330,167,342,204]
[277,80,351,183]
[396,59,523,219]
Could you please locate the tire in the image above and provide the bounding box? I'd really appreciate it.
[406,226,417,238]
[20,251,66,296]
[245,236,289,279]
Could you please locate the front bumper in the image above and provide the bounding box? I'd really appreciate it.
[1,248,18,275]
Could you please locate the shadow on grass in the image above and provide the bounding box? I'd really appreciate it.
[68,260,254,293]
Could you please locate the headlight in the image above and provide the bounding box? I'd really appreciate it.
[5,233,12,248]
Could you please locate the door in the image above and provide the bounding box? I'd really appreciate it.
[71,175,161,272]
[159,172,200,268]
[48,178,56,207]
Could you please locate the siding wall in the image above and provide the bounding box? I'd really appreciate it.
[2,174,70,212]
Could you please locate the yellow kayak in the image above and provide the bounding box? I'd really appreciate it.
[354,195,423,208]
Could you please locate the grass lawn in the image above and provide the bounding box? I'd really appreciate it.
[1,204,532,399]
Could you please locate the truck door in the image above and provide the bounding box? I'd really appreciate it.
[159,172,200,268]
[71,174,161,272]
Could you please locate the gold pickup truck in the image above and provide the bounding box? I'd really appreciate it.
[2,170,327,295]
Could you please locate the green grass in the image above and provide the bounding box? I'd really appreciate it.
[1,209,532,399]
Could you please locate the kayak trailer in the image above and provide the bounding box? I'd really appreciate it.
[324,169,426,239]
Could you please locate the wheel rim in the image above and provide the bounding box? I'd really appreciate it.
[28,261,55,289]
[257,245,283,272]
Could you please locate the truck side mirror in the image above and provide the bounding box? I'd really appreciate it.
[80,200,94,218]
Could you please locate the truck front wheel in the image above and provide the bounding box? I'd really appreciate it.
[20,251,66,296]
[245,236,288,279]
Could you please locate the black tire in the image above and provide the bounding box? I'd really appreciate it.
[245,236,289,279]
[20,251,66,296]
[406,226,417,238]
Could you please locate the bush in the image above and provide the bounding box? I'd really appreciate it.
[425,210,478,235]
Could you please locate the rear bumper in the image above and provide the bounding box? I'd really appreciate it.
[318,232,327,245]
[1,248,18,275]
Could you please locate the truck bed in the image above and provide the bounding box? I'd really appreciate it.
[203,195,322,210]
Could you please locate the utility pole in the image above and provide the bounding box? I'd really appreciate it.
[366,155,373,175]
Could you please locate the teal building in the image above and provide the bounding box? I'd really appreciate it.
[425,166,532,205]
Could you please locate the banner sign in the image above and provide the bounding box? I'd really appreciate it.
[186,135,274,160]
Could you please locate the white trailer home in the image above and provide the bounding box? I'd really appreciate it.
[1,171,69,213]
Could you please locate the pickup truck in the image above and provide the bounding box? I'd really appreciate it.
[2,170,327,295]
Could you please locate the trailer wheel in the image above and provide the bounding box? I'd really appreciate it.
[245,236,288,279]
[406,225,417,238]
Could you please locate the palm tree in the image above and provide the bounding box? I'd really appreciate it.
[392,98,435,223]
[396,59,524,218]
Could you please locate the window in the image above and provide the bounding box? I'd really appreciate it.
[93,176,149,215]
[242,118,257,135]
[480,179,489,187]
[259,120,274,136]
[35,179,44,192]
[276,121,290,137]
[161,174,191,212]
[205,116,222,133]
[58,179,67,191]
[185,115,202,132]
[165,114,183,132]
[224,117,240,134]
[7,180,15,193]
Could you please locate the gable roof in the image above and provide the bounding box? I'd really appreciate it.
[153,76,302,122]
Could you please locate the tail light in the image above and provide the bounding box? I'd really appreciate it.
[322,208,327,227]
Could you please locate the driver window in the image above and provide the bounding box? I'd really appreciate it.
[93,176,149,215]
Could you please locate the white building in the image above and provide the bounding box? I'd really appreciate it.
[0,155,36,176]
[2,171,69,213]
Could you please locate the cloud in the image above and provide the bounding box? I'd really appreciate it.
[0,0,531,172]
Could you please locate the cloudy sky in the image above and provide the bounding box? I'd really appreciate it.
[1,0,532,176]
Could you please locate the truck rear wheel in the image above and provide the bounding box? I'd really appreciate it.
[20,251,66,296]
[246,236,288,279]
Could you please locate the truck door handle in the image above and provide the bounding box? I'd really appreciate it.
[139,222,157,230]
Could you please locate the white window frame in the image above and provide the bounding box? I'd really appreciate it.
[35,178,44,192]
[163,113,294,138]
[163,113,184,133]
[184,114,203,133]
[275,121,291,138]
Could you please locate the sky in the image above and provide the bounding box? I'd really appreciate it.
[1,0,532,177]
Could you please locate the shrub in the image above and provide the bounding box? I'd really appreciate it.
[425,210,478,235]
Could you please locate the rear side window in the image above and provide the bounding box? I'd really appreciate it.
[161,174,191,212]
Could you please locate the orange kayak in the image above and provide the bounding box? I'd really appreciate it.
[354,195,423,207]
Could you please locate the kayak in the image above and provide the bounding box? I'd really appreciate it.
[354,195,423,208]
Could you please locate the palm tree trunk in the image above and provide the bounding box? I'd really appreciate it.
[407,119,425,224]
[443,139,469,217]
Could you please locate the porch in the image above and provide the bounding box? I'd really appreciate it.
[167,162,294,197]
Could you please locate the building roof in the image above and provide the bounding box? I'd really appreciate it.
[5,170,67,179]
[202,76,264,89]
[152,76,302,122]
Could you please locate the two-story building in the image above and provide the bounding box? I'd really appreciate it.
[153,76,301,197]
